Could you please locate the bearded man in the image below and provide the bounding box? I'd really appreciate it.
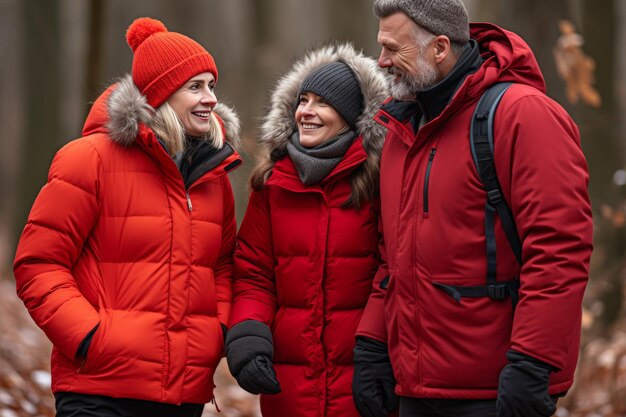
[352,1,593,417]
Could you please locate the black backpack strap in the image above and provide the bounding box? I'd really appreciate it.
[433,83,521,308]
[470,82,522,269]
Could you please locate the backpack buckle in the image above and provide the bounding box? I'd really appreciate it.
[475,111,489,120]
[487,189,502,205]
[487,283,509,300]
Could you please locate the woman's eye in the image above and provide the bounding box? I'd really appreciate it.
[189,83,200,91]
[298,97,308,104]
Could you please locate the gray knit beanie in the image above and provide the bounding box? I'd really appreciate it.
[373,0,470,44]
[298,61,364,129]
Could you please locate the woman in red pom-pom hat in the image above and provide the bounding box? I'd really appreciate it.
[14,16,241,417]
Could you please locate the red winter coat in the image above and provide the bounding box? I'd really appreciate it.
[229,45,389,417]
[14,75,241,404]
[357,23,593,399]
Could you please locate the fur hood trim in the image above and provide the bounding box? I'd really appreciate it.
[106,74,241,150]
[259,43,389,169]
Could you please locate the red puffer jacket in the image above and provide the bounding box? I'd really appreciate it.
[357,23,593,399]
[229,44,389,417]
[232,148,380,417]
[14,75,241,404]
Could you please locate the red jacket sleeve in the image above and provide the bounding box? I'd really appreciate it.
[13,139,102,360]
[213,176,236,326]
[229,188,278,327]
[356,205,389,344]
[496,92,593,370]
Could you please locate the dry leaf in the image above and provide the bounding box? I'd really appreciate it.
[553,20,601,107]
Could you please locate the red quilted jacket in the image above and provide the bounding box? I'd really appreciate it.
[14,75,241,404]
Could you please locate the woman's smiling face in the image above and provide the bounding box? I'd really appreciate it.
[295,92,348,148]
[167,72,217,137]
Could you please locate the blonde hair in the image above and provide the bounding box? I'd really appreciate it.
[150,102,224,154]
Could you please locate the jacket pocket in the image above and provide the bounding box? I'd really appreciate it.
[423,148,437,218]
[420,275,513,389]
[76,311,107,373]
[77,309,166,374]
[74,323,100,373]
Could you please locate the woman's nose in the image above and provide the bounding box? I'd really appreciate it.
[201,87,217,106]
[300,102,316,116]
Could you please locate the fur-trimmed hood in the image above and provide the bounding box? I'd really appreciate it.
[258,43,389,176]
[82,74,241,151]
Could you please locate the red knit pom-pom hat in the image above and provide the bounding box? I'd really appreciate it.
[126,17,218,108]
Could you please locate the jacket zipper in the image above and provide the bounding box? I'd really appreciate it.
[423,148,436,218]
[76,357,87,374]
[186,192,193,211]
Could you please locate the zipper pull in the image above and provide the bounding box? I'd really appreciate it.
[186,192,193,212]
[211,397,221,412]
[76,357,86,374]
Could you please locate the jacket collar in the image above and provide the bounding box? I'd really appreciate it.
[174,140,241,189]
[414,40,482,124]
[267,138,367,193]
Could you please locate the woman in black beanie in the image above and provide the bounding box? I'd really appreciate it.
[225,44,392,417]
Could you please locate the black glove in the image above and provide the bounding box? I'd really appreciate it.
[225,320,281,395]
[496,350,557,417]
[353,336,398,417]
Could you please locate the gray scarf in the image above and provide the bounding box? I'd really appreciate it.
[286,130,357,185]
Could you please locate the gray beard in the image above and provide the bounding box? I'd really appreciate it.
[390,57,439,101]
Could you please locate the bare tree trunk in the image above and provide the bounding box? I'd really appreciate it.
[13,0,61,245]
[617,0,626,166]
[578,0,623,333]
[498,0,571,104]
[324,0,379,54]
[464,0,499,22]
[0,0,23,274]
[83,0,104,116]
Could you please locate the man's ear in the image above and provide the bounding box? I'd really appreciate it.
[433,35,451,64]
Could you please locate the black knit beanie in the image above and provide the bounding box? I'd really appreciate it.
[298,61,364,129]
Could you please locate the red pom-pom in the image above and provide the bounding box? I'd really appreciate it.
[126,17,167,52]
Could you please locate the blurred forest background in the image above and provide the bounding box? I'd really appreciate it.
[0,0,625,416]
